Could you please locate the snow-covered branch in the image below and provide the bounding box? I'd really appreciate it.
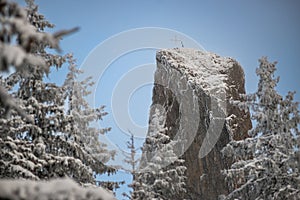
[0,178,116,200]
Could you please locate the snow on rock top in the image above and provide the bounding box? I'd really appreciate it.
[156,48,236,95]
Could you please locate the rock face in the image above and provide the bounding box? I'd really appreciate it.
[148,48,251,199]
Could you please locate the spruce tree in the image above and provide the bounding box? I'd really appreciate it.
[0,0,70,180]
[0,0,64,120]
[0,0,116,188]
[133,108,187,200]
[122,133,140,199]
[63,54,117,185]
[221,57,300,199]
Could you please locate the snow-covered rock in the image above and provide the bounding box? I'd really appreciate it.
[145,48,251,199]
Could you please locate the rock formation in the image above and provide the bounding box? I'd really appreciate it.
[147,48,252,199]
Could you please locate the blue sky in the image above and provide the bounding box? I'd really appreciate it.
[17,0,300,198]
[31,0,299,99]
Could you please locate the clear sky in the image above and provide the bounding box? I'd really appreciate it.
[17,0,300,198]
[31,0,300,95]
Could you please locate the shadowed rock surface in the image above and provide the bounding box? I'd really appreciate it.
[147,48,251,199]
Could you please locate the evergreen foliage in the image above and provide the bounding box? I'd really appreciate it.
[0,0,116,189]
[133,108,187,200]
[122,133,140,199]
[221,57,300,200]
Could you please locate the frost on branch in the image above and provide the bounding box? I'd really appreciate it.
[63,54,117,179]
[0,178,116,200]
[221,57,300,200]
[132,108,187,200]
[0,0,78,119]
[0,0,117,191]
[0,54,117,188]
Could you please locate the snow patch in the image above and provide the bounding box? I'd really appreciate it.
[0,178,116,200]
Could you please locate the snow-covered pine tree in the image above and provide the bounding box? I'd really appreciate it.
[121,133,140,199]
[0,0,70,180]
[0,0,77,119]
[221,57,300,200]
[133,108,187,200]
[0,0,116,189]
[63,54,118,188]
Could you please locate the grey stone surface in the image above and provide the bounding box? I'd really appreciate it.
[147,48,251,199]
